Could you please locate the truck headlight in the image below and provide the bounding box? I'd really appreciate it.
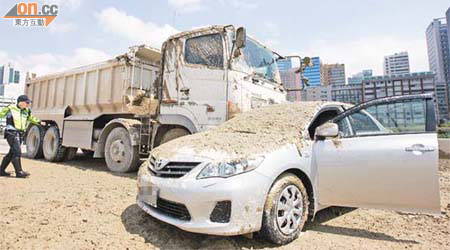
[197,157,264,179]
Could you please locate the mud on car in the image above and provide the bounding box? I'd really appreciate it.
[137,94,440,245]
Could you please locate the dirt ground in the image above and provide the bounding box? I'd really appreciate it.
[0,150,449,249]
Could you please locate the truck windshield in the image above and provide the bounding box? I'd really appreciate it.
[233,37,281,83]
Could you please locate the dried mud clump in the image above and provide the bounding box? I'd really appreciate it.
[152,102,331,161]
[125,90,158,115]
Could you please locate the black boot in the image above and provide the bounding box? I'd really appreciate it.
[11,157,29,178]
[0,155,11,177]
[0,171,11,176]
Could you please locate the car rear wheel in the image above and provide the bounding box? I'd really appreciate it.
[105,127,140,173]
[260,173,309,245]
[43,126,66,162]
[26,125,45,159]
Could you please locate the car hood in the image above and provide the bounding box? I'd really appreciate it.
[151,101,339,162]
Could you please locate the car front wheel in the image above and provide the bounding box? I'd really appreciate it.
[260,173,309,245]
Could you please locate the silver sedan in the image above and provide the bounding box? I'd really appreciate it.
[137,94,440,245]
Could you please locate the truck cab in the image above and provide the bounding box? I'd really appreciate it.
[155,25,287,137]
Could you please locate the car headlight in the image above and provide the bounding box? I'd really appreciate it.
[197,157,264,179]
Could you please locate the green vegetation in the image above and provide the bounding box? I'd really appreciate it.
[438,126,450,138]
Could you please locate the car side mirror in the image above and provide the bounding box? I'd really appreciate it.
[235,27,246,50]
[315,122,339,140]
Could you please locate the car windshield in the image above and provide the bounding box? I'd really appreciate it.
[232,37,281,83]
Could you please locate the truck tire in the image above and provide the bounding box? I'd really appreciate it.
[64,147,78,161]
[81,149,94,158]
[159,127,190,145]
[105,127,140,173]
[26,125,45,159]
[260,173,309,245]
[43,126,66,162]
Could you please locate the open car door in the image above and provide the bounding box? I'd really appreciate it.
[315,94,441,214]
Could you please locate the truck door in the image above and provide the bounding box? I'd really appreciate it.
[315,94,441,214]
[227,37,287,116]
[177,33,227,130]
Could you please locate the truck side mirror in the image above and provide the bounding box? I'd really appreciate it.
[235,27,246,49]
[315,122,339,140]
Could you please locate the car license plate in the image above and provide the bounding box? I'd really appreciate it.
[140,186,159,208]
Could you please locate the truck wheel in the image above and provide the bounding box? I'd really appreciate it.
[43,126,67,162]
[64,147,78,161]
[260,173,309,245]
[81,149,94,158]
[159,127,190,145]
[105,127,140,173]
[26,125,45,159]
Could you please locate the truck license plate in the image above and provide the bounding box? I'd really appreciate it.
[140,186,159,207]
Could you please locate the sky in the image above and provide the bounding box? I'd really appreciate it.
[1,0,449,80]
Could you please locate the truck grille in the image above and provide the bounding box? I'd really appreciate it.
[149,156,200,178]
[154,197,191,221]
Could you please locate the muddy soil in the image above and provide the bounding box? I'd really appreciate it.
[0,155,448,249]
[152,102,331,161]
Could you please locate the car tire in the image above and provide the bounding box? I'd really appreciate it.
[64,147,78,161]
[43,126,67,162]
[104,127,140,173]
[159,127,190,145]
[26,125,45,159]
[260,173,309,245]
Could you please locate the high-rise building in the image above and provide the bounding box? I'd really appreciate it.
[302,57,322,86]
[0,63,23,98]
[323,63,346,85]
[426,17,450,120]
[426,18,449,83]
[277,58,292,72]
[13,71,20,83]
[383,52,410,76]
[435,81,449,121]
[0,63,20,84]
[0,66,4,85]
[447,7,450,52]
[347,69,373,85]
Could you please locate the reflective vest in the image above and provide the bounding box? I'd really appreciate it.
[0,105,40,131]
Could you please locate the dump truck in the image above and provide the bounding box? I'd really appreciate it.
[24,25,301,173]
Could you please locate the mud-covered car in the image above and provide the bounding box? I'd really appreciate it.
[137,94,441,245]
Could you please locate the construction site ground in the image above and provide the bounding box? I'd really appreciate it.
[0,140,449,250]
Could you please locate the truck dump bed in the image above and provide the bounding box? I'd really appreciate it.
[25,45,161,127]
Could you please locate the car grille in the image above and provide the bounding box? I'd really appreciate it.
[152,197,191,221]
[149,156,200,178]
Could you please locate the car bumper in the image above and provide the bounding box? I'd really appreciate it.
[136,163,272,236]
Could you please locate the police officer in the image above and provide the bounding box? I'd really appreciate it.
[0,95,44,178]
